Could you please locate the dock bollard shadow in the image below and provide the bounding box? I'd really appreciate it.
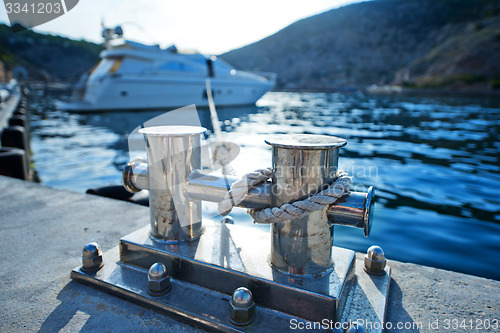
[40,280,198,332]
[386,278,419,332]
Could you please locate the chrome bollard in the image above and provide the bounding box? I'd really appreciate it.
[78,130,389,331]
[265,134,347,275]
[124,125,206,242]
[124,130,374,274]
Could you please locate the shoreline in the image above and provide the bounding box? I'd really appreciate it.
[365,85,500,98]
[22,79,500,98]
[268,86,500,99]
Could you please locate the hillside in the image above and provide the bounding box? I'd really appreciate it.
[221,0,500,91]
[0,24,102,82]
[1,0,500,90]
[394,14,500,89]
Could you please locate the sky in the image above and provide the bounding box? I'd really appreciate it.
[0,0,364,54]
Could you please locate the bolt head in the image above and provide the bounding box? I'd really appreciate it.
[232,287,253,308]
[149,262,168,280]
[221,216,234,224]
[367,245,385,261]
[229,287,255,326]
[82,242,102,258]
[148,263,171,296]
[364,245,387,276]
[81,242,103,271]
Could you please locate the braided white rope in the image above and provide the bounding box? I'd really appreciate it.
[249,171,351,224]
[217,168,351,224]
[218,168,273,216]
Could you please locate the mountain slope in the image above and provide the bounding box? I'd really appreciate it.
[221,0,500,90]
[394,15,500,89]
[0,24,102,82]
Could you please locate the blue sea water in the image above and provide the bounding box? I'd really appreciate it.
[29,90,500,280]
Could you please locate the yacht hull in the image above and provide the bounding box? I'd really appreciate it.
[57,77,273,112]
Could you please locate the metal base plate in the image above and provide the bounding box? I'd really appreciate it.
[71,221,390,332]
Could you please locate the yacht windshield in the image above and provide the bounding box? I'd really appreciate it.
[90,58,122,78]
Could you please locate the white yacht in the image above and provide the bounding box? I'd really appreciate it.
[57,26,276,111]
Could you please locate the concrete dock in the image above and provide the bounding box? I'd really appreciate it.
[0,175,498,332]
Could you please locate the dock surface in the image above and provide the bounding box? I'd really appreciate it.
[0,175,498,332]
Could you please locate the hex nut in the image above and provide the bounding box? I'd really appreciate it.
[364,245,386,276]
[148,263,172,296]
[81,242,103,271]
[228,287,256,326]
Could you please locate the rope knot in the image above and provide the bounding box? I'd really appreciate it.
[217,168,351,224]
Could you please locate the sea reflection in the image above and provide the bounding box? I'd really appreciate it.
[29,91,500,280]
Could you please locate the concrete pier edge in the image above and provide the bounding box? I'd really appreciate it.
[0,175,498,332]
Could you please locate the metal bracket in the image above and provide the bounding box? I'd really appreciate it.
[72,220,390,332]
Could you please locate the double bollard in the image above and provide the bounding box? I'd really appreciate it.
[123,125,374,277]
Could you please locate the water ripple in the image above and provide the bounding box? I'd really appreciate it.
[29,91,500,280]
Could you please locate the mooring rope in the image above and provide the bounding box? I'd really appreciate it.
[218,168,351,224]
[217,168,273,216]
[206,79,235,176]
